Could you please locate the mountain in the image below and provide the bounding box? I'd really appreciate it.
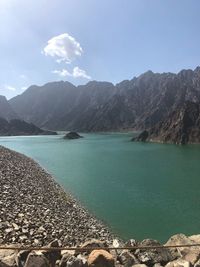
[133,101,200,144]
[0,95,19,120]
[0,118,57,136]
[9,67,200,142]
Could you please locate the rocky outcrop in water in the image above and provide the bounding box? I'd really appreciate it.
[64,132,83,139]
[132,101,200,144]
[0,118,57,136]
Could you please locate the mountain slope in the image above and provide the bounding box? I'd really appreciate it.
[144,101,200,144]
[0,95,19,120]
[0,117,57,136]
[9,67,200,137]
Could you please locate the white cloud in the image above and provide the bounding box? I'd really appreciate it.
[52,66,91,80]
[5,85,16,91]
[72,66,91,79]
[43,33,83,63]
[52,69,71,77]
[21,86,27,91]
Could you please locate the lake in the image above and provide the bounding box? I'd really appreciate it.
[0,133,200,243]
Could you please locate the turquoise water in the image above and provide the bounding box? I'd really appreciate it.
[0,133,200,243]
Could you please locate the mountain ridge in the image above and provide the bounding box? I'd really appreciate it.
[7,66,200,143]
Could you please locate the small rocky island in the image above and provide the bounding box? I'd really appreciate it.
[64,131,83,139]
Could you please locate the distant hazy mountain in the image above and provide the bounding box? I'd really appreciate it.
[0,117,57,136]
[0,95,19,120]
[9,67,200,143]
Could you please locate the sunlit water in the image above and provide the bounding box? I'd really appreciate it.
[0,133,200,242]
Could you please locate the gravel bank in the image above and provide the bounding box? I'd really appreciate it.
[0,145,114,247]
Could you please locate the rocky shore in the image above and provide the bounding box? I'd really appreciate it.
[0,145,113,247]
[1,145,200,267]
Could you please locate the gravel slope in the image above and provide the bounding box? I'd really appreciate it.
[0,145,114,247]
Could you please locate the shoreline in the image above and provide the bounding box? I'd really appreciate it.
[0,145,115,247]
[1,145,200,266]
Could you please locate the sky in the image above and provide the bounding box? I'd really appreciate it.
[0,0,200,99]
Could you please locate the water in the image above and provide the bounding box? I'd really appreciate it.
[0,133,200,243]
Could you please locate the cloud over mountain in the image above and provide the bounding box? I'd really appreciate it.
[52,66,91,79]
[43,33,83,63]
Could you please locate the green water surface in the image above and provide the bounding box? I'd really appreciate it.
[0,133,200,243]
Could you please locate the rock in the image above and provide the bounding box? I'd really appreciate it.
[132,265,148,267]
[165,234,194,256]
[41,240,61,267]
[153,264,163,267]
[63,132,83,140]
[194,259,200,267]
[132,131,149,142]
[118,250,139,266]
[60,255,87,267]
[0,248,17,267]
[16,250,30,267]
[182,252,200,265]
[80,240,108,255]
[136,239,175,265]
[88,249,114,267]
[24,251,50,267]
[165,259,191,267]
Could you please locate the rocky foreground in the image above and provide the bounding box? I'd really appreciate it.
[0,146,200,267]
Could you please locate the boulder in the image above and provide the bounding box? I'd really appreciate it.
[59,255,87,267]
[0,248,17,267]
[118,250,139,266]
[16,250,30,267]
[132,265,148,267]
[88,249,114,267]
[165,259,191,267]
[135,239,175,265]
[63,132,83,140]
[41,240,61,267]
[24,252,50,267]
[80,240,108,255]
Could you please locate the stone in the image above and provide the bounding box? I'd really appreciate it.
[194,258,200,267]
[165,259,191,267]
[41,240,61,267]
[88,249,114,267]
[16,250,30,267]
[136,239,175,265]
[80,240,108,255]
[24,252,50,267]
[132,265,148,267]
[59,255,87,267]
[0,248,17,267]
[165,234,200,258]
[118,250,139,266]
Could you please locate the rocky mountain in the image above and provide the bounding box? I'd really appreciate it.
[0,95,19,120]
[0,117,57,136]
[9,66,200,142]
[133,101,200,144]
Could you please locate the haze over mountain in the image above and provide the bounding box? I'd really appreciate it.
[8,67,200,143]
[0,95,19,121]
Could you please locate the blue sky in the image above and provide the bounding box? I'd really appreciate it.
[0,0,200,99]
